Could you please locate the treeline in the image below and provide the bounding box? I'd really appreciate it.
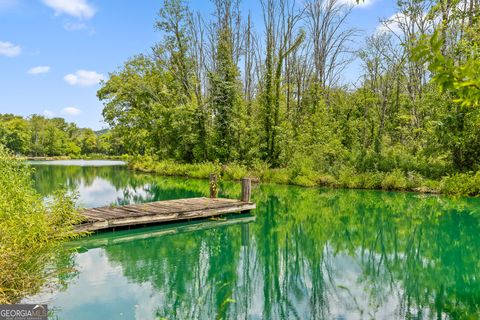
[0,114,119,156]
[97,0,480,186]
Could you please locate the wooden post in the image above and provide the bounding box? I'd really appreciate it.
[241,178,251,202]
[210,173,218,198]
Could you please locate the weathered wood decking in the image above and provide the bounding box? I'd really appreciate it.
[76,197,256,232]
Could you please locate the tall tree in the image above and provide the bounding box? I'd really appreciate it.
[209,0,245,162]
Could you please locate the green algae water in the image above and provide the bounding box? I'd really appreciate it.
[26,162,480,319]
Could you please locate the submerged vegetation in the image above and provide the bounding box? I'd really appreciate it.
[0,145,84,303]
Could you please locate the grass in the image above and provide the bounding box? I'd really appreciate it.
[0,145,85,303]
[128,156,480,196]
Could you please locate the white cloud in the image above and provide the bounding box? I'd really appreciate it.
[64,70,104,86]
[43,110,55,117]
[376,12,405,34]
[63,22,88,31]
[0,41,21,57]
[42,0,96,19]
[61,107,82,116]
[338,0,375,8]
[27,66,51,75]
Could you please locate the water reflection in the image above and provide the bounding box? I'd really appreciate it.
[29,160,126,166]
[29,164,480,319]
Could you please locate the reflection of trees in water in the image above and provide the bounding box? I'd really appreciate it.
[92,184,480,319]
[36,166,480,318]
[32,165,211,206]
[32,165,130,196]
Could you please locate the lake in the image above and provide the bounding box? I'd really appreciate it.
[26,161,480,319]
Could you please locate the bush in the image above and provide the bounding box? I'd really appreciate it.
[265,168,290,184]
[406,171,424,190]
[223,163,249,180]
[440,172,480,196]
[127,155,480,196]
[291,174,317,187]
[249,159,270,181]
[337,166,362,188]
[360,171,384,189]
[317,174,338,187]
[189,162,219,179]
[381,169,408,190]
[0,145,83,303]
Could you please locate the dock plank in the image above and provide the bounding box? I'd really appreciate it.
[76,197,256,232]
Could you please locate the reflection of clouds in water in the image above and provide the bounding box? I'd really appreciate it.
[313,248,429,319]
[27,248,164,320]
[232,244,414,320]
[75,177,150,208]
[327,252,397,319]
[24,234,459,320]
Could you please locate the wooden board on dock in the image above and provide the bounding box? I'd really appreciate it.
[76,197,256,232]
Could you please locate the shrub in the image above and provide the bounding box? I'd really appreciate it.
[440,172,480,196]
[337,166,362,189]
[0,145,84,303]
[381,169,408,190]
[189,162,219,179]
[265,168,290,184]
[317,174,337,187]
[291,174,317,187]
[406,171,425,190]
[223,163,249,180]
[249,159,270,181]
[360,171,384,189]
[414,179,440,193]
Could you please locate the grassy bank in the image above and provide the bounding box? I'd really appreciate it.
[0,146,86,303]
[129,156,480,197]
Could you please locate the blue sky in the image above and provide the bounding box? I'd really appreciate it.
[0,0,397,130]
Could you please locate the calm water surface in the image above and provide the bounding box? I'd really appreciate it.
[27,162,480,319]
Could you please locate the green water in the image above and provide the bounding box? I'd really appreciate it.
[27,162,480,319]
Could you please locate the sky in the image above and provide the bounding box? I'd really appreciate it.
[0,0,398,130]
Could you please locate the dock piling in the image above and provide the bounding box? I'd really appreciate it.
[241,178,252,202]
[209,173,218,198]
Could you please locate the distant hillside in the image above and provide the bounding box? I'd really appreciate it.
[95,129,109,136]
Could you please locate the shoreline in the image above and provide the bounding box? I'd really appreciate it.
[128,158,465,196]
[24,155,479,197]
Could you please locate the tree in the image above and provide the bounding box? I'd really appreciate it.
[208,0,246,162]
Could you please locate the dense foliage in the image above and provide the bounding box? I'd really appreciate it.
[3,0,479,194]
[0,114,113,157]
[0,145,84,303]
[96,0,480,193]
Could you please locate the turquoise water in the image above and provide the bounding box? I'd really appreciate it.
[28,160,126,167]
[27,162,480,319]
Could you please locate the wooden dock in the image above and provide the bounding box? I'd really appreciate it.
[76,197,255,232]
[75,175,255,232]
